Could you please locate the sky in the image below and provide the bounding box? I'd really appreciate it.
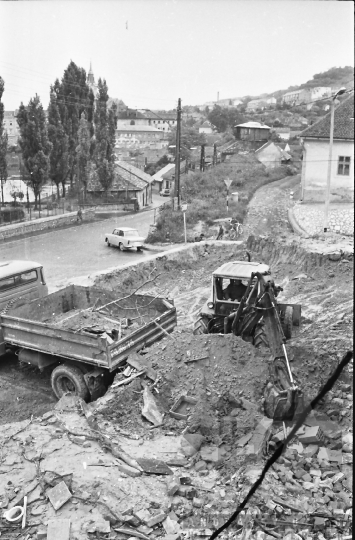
[0,0,353,111]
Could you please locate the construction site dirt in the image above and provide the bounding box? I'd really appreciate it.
[0,180,353,540]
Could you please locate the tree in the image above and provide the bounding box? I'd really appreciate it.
[17,95,52,209]
[76,112,91,201]
[47,90,69,199]
[9,180,24,206]
[0,77,8,205]
[168,126,206,160]
[53,62,94,191]
[93,78,116,197]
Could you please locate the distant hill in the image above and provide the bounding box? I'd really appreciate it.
[268,66,354,100]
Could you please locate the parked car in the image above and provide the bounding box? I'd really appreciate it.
[159,188,170,197]
[105,227,145,252]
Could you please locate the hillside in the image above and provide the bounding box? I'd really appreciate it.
[268,66,354,100]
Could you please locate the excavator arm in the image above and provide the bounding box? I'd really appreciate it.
[225,272,302,421]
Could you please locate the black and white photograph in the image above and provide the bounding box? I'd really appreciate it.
[0,1,353,538]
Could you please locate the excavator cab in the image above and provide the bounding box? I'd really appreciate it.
[194,257,303,421]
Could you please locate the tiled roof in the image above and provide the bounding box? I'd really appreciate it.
[117,109,148,120]
[87,161,151,192]
[300,94,354,140]
[116,161,154,186]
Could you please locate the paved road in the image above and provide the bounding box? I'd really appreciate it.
[0,206,161,292]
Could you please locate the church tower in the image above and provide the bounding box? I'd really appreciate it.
[87,63,98,98]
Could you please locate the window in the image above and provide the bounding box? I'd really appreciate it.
[338,156,350,176]
[0,270,37,292]
[20,270,38,283]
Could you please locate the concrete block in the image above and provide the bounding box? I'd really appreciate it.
[47,482,72,511]
[134,509,151,523]
[162,515,181,534]
[142,387,163,426]
[37,530,47,540]
[194,460,207,472]
[183,433,205,450]
[47,519,71,540]
[146,512,167,528]
[298,426,324,445]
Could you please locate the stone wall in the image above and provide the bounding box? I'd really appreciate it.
[293,203,354,237]
[0,208,96,241]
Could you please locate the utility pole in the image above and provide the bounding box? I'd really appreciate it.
[200,144,205,172]
[213,143,217,166]
[174,98,182,209]
[324,87,346,232]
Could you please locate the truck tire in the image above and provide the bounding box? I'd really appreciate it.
[253,322,269,349]
[51,364,90,402]
[193,316,209,335]
[281,306,293,340]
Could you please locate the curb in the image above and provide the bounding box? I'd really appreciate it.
[287,207,310,239]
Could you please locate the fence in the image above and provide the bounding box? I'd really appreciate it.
[0,201,81,228]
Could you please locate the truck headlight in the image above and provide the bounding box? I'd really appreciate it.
[207,302,214,309]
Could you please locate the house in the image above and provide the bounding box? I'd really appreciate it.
[273,127,291,140]
[266,97,277,106]
[234,121,270,142]
[87,161,153,208]
[115,125,169,151]
[199,121,216,134]
[138,110,177,132]
[246,99,268,111]
[3,111,20,146]
[255,141,291,169]
[152,161,188,191]
[299,94,354,202]
[232,99,243,107]
[282,87,332,106]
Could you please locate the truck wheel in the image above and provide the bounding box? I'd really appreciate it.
[281,306,293,340]
[253,322,269,349]
[193,316,209,335]
[51,364,90,402]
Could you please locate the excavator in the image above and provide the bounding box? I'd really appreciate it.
[193,254,303,421]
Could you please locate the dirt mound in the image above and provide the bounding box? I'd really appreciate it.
[94,333,271,445]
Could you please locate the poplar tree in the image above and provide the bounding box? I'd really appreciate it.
[17,95,52,209]
[76,112,91,201]
[0,77,8,205]
[47,90,69,199]
[53,61,93,191]
[93,78,116,197]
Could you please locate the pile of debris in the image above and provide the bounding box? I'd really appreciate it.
[93,333,271,445]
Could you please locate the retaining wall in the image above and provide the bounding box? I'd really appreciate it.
[0,208,96,241]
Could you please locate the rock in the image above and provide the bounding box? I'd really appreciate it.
[141,387,163,426]
[236,433,253,447]
[124,515,140,527]
[36,530,47,540]
[302,473,312,482]
[192,498,203,508]
[244,417,273,458]
[180,438,198,458]
[200,446,223,463]
[167,478,180,496]
[32,504,48,516]
[194,461,207,472]
[177,486,196,499]
[47,519,71,540]
[134,509,151,523]
[71,435,86,445]
[303,481,316,491]
[183,433,205,450]
[162,516,181,535]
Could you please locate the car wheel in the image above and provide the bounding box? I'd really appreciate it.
[119,243,125,251]
[106,239,111,247]
[51,363,90,401]
[137,247,142,252]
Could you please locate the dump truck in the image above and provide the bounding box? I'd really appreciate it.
[193,257,303,421]
[0,281,177,402]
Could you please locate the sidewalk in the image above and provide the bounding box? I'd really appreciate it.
[292,202,354,237]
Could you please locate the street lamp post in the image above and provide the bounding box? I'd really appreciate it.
[323,87,346,232]
[224,178,232,214]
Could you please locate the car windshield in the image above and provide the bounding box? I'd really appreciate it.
[126,230,139,237]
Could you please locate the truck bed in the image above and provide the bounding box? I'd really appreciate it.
[1,285,176,370]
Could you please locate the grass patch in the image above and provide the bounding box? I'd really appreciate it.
[147,153,297,243]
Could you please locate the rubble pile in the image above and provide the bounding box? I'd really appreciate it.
[93,334,271,443]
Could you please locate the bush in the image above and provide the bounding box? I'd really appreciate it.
[0,207,25,223]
